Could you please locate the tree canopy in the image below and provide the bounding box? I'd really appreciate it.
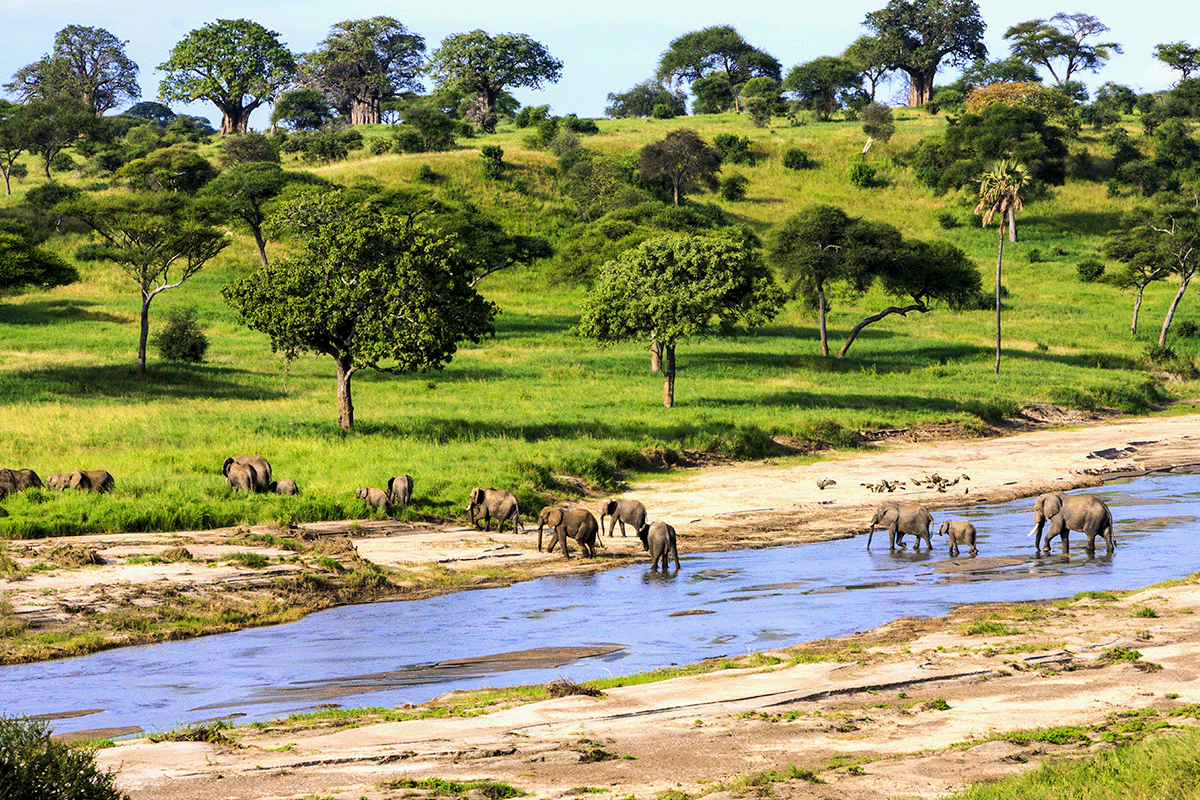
[863,0,988,107]
[782,57,863,121]
[158,19,296,134]
[0,222,80,295]
[302,17,425,126]
[605,80,687,119]
[203,163,328,268]
[5,25,140,116]
[1154,42,1200,82]
[1004,13,1121,87]
[656,25,781,113]
[426,31,562,132]
[222,190,497,429]
[577,231,785,407]
[639,128,722,206]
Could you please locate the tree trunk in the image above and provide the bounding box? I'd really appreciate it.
[1007,206,1018,243]
[650,334,661,371]
[817,288,829,357]
[838,303,927,358]
[1158,270,1195,346]
[906,69,936,106]
[994,226,1005,375]
[350,96,381,126]
[661,343,676,408]
[1131,281,1149,335]
[138,294,152,374]
[251,225,269,269]
[336,356,356,430]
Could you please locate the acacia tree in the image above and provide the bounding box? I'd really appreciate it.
[863,0,988,107]
[426,31,562,132]
[22,95,104,179]
[782,57,863,120]
[656,25,781,113]
[302,17,425,126]
[1103,225,1173,336]
[0,225,80,295]
[639,128,721,205]
[5,25,140,116]
[222,190,496,430]
[578,232,785,408]
[975,159,1032,375]
[843,36,892,100]
[0,101,32,195]
[1004,13,1122,87]
[60,193,229,373]
[158,19,296,134]
[1154,41,1200,82]
[202,163,327,268]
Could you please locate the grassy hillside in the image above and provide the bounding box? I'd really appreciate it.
[1,109,1196,537]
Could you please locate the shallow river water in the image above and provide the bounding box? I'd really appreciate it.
[4,470,1199,736]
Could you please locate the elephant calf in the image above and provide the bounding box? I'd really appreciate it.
[356,486,391,513]
[637,521,681,571]
[599,498,647,537]
[272,479,299,496]
[538,505,601,558]
[938,520,978,556]
[387,474,413,507]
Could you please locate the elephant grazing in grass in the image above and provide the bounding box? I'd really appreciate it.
[538,505,601,558]
[67,470,115,493]
[387,474,414,507]
[1030,492,1115,554]
[638,521,680,571]
[599,498,647,537]
[226,462,261,492]
[0,468,42,491]
[271,479,299,495]
[222,455,272,492]
[938,520,977,556]
[468,487,523,533]
[356,486,391,513]
[867,502,933,550]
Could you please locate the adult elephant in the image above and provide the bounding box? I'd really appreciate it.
[867,501,933,550]
[387,474,414,507]
[638,521,680,571]
[226,462,260,492]
[538,505,600,558]
[0,468,42,491]
[468,487,523,533]
[599,498,647,537]
[1030,492,1115,554]
[67,470,115,493]
[222,455,272,491]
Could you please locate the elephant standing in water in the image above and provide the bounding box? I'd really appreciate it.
[867,502,933,550]
[599,498,647,537]
[638,521,680,571]
[938,520,978,556]
[468,487,523,533]
[1030,492,1115,554]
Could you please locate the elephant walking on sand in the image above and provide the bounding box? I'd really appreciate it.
[537,505,600,558]
[867,502,933,550]
[938,520,977,556]
[638,521,680,571]
[1030,492,1115,554]
[599,498,647,537]
[468,487,523,533]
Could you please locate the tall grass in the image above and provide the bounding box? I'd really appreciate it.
[1,111,1197,537]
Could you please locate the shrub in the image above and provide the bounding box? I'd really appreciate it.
[480,145,504,179]
[1077,258,1105,282]
[415,164,440,183]
[847,157,879,188]
[651,103,675,119]
[937,211,959,229]
[719,173,749,201]
[50,152,77,174]
[1028,248,1043,263]
[713,133,754,164]
[152,307,208,363]
[0,715,127,800]
[781,147,813,170]
[368,137,393,156]
[1176,320,1197,339]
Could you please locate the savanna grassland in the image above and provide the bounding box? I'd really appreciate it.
[1,108,1198,540]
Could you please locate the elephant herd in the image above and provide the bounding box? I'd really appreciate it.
[0,466,113,497]
[467,487,680,569]
[867,491,1116,556]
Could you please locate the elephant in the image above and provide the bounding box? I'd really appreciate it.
[537,505,600,558]
[226,462,260,492]
[0,468,42,491]
[355,486,391,512]
[599,498,647,537]
[1029,492,1115,554]
[938,520,978,556]
[46,474,68,490]
[67,470,115,493]
[637,521,681,571]
[387,474,414,507]
[0,482,14,498]
[222,455,272,491]
[867,501,933,550]
[468,487,523,533]
[271,479,299,496]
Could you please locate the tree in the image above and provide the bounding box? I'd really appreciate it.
[0,715,127,800]
[860,102,895,144]
[975,159,1032,374]
[843,36,892,101]
[655,26,781,113]
[605,80,687,118]
[639,129,721,206]
[271,89,333,131]
[1103,224,1173,336]
[158,19,296,135]
[5,25,140,116]
[125,101,176,127]
[431,208,552,286]
[1004,13,1122,87]
[222,190,496,429]
[203,163,327,267]
[426,31,562,132]
[0,101,33,195]
[1154,41,1200,82]
[783,57,863,121]
[577,232,784,408]
[22,95,104,179]
[863,0,988,107]
[302,17,425,126]
[0,224,80,295]
[839,239,981,357]
[60,193,229,373]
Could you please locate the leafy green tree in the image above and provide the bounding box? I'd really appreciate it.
[5,25,140,116]
[605,80,687,118]
[639,128,721,206]
[217,131,279,168]
[158,19,296,134]
[958,57,1042,88]
[1154,41,1200,82]
[21,95,104,179]
[0,715,128,800]
[270,89,332,130]
[690,73,737,114]
[223,190,496,429]
[115,143,218,193]
[863,0,988,107]
[302,17,425,126]
[843,36,892,101]
[125,101,176,127]
[860,102,895,144]
[655,25,781,113]
[1004,13,1122,87]
[0,223,80,295]
[60,192,229,373]
[0,100,34,195]
[426,31,562,132]
[203,162,327,267]
[782,57,863,121]
[578,232,785,408]
[431,207,552,286]
[975,159,1032,374]
[393,103,464,152]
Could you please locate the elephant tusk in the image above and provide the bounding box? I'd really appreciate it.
[1027,526,1038,537]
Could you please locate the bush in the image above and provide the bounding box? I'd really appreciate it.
[651,103,675,119]
[719,173,750,201]
[1028,248,1042,263]
[152,307,208,363]
[1176,320,1198,339]
[1077,258,1105,282]
[847,157,879,188]
[49,152,77,174]
[936,211,959,229]
[480,145,504,179]
[0,715,127,799]
[781,147,813,170]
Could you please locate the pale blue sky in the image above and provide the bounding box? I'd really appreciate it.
[3,0,1191,127]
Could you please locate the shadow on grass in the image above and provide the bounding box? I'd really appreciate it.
[2,363,289,403]
[0,299,131,326]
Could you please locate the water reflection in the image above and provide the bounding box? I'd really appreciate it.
[3,470,1198,736]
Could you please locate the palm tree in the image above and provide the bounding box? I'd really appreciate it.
[975,159,1032,375]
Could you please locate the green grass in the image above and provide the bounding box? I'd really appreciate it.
[2,111,1198,538]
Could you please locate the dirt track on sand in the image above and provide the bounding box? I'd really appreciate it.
[8,405,1200,798]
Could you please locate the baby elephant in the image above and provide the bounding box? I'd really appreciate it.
[938,520,978,556]
[387,474,413,507]
[271,479,299,496]
[637,521,681,571]
[355,486,391,513]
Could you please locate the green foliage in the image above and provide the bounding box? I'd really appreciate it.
[152,306,208,363]
[383,778,523,799]
[847,157,880,188]
[269,89,331,131]
[0,226,79,292]
[719,173,749,201]
[217,132,279,169]
[1076,258,1105,283]
[0,715,128,799]
[606,80,686,119]
[480,144,505,179]
[781,147,813,170]
[655,25,781,113]
[639,128,721,205]
[783,57,864,121]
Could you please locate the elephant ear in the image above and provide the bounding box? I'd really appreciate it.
[1043,494,1065,517]
[223,457,235,476]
